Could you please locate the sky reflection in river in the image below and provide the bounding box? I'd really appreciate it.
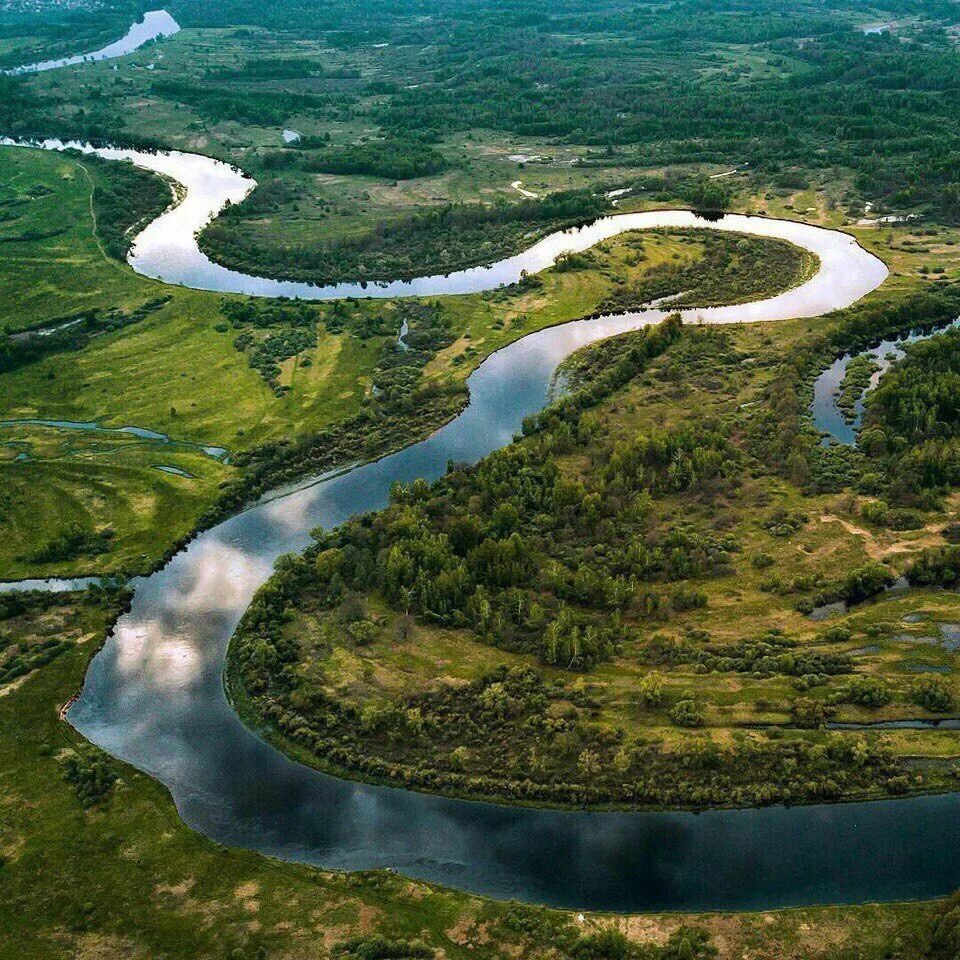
[61,241,960,914]
[5,133,946,911]
[4,11,180,75]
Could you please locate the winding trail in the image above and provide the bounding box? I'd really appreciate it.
[11,116,960,914]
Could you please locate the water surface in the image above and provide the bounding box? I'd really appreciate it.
[812,321,960,445]
[7,137,947,914]
[4,10,180,76]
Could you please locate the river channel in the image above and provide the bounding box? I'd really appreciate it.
[7,60,953,912]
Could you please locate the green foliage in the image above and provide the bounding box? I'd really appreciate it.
[842,676,893,709]
[599,230,814,313]
[836,354,880,424]
[648,632,853,679]
[333,936,433,960]
[20,524,115,564]
[87,155,172,260]
[0,297,170,376]
[748,287,960,493]
[203,186,610,284]
[804,563,897,613]
[221,298,320,394]
[907,546,960,588]
[0,589,115,687]
[909,675,955,713]
[60,744,118,808]
[864,329,960,499]
[266,137,449,180]
[670,698,705,728]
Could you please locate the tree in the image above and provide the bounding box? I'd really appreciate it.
[638,671,665,708]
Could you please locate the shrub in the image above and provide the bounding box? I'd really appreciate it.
[842,676,893,708]
[791,698,834,728]
[909,675,955,713]
[60,745,118,807]
[908,546,960,588]
[670,698,705,728]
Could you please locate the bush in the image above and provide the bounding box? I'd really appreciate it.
[842,676,892,708]
[333,937,433,960]
[60,745,118,807]
[909,675,955,713]
[791,698,834,728]
[908,546,960,588]
[670,698,705,728]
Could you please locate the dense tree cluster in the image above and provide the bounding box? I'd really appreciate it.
[60,744,118,808]
[862,329,960,498]
[907,545,960,588]
[640,630,853,679]
[251,322,734,671]
[264,137,449,181]
[203,186,610,284]
[85,154,172,260]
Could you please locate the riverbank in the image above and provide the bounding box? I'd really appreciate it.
[0,140,855,578]
[0,594,943,958]
[224,303,960,820]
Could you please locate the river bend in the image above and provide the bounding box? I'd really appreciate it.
[7,130,956,914]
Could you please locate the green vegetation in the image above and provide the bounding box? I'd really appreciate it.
[837,354,881,423]
[267,136,451,180]
[228,300,960,809]
[863,330,960,499]
[203,187,611,284]
[0,590,942,959]
[1,143,830,579]
[5,0,960,295]
[597,230,817,313]
[5,0,960,944]
[0,1,145,71]
[86,154,173,260]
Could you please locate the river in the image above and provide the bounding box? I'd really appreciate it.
[2,10,180,76]
[9,119,959,914]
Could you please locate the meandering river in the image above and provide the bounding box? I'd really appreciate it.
[8,107,960,913]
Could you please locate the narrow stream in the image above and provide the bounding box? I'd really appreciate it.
[8,128,959,914]
[812,321,960,445]
[0,418,227,460]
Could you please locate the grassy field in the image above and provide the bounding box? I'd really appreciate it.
[0,143,824,579]
[0,146,385,576]
[0,146,157,332]
[0,591,942,960]
[238,311,960,807]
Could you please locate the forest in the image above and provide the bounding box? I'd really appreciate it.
[229,292,960,809]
